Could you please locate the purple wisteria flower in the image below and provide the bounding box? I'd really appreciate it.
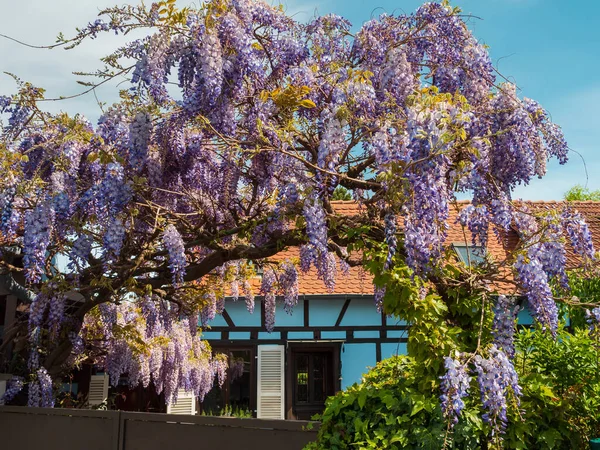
[492,295,520,359]
[474,346,521,436]
[163,224,187,286]
[0,376,24,405]
[23,202,54,284]
[440,356,471,426]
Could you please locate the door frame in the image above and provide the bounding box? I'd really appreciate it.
[285,342,341,420]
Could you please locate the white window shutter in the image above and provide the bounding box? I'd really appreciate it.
[257,345,285,420]
[88,374,109,406]
[167,390,197,415]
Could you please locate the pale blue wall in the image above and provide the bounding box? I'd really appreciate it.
[341,343,376,389]
[354,330,379,338]
[222,300,261,326]
[381,342,408,360]
[387,330,407,338]
[201,298,557,331]
[207,311,228,327]
[201,331,221,339]
[321,331,345,339]
[275,302,304,327]
[288,331,314,339]
[258,332,280,339]
[229,331,251,339]
[309,299,345,326]
[340,299,381,326]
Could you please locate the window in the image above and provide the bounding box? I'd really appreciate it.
[294,353,328,404]
[453,244,486,267]
[202,348,254,417]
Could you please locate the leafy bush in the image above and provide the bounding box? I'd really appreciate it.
[305,356,450,450]
[508,326,600,449]
[306,326,600,450]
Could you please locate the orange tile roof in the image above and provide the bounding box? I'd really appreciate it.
[258,246,372,295]
[257,200,600,296]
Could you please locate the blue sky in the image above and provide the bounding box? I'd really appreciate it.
[1,0,598,200]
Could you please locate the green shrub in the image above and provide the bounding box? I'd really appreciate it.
[306,326,600,450]
[305,356,449,450]
[508,327,600,449]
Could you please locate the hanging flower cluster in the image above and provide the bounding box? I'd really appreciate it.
[79,300,225,404]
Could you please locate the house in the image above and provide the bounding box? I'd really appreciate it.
[192,200,600,420]
[1,201,599,417]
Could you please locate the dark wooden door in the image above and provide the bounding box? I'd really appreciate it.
[292,350,334,420]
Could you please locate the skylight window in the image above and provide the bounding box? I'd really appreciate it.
[453,244,486,267]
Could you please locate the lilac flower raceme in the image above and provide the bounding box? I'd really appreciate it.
[99,163,132,216]
[374,286,385,313]
[129,111,152,169]
[303,194,328,256]
[0,186,17,236]
[242,280,255,314]
[317,114,346,193]
[261,268,277,332]
[586,307,600,335]
[201,292,217,326]
[474,346,522,436]
[23,202,54,284]
[0,376,24,405]
[68,234,92,272]
[38,367,54,408]
[163,225,187,286]
[47,293,66,338]
[492,295,520,358]
[458,204,489,247]
[379,48,417,104]
[28,292,48,333]
[440,356,471,426]
[562,210,596,263]
[213,356,228,388]
[515,252,558,334]
[28,380,41,407]
[384,212,397,271]
[230,357,245,381]
[279,261,299,313]
[103,218,125,260]
[184,29,224,114]
[316,252,337,293]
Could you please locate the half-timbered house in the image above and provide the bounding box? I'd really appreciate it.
[2,201,600,419]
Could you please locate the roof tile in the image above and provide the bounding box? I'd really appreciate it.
[256,201,600,296]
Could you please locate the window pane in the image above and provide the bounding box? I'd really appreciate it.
[296,355,309,403]
[313,355,324,378]
[312,355,325,401]
[228,350,251,412]
[203,348,253,416]
[454,245,486,266]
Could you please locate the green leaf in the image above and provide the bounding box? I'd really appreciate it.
[539,429,562,448]
[358,390,367,409]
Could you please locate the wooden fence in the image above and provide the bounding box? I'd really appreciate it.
[0,406,319,450]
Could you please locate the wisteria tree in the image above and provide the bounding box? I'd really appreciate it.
[0,0,597,441]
